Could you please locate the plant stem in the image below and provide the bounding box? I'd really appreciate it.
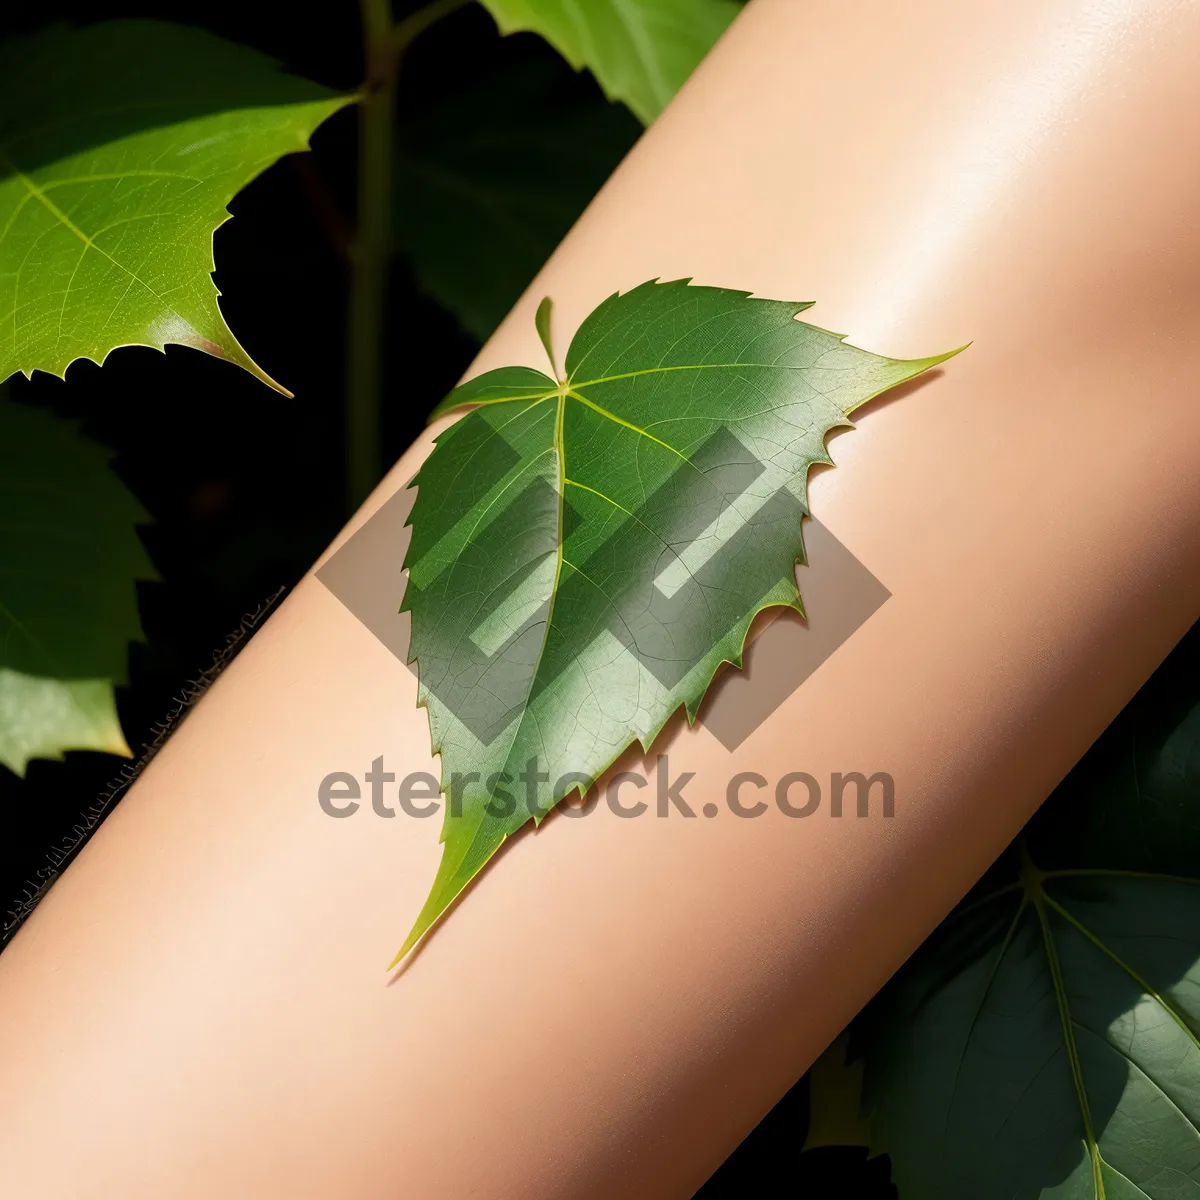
[346,0,399,509]
[345,0,473,510]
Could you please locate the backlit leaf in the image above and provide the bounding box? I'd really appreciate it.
[0,21,349,393]
[478,0,740,125]
[0,670,130,777]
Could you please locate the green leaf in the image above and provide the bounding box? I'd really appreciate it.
[859,626,1200,1199]
[0,21,350,393]
[477,0,740,125]
[0,670,130,777]
[0,395,154,682]
[397,279,956,964]
[396,55,640,340]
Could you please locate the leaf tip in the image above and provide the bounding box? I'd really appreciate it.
[109,730,135,759]
[161,314,295,397]
[924,341,971,370]
[238,353,293,398]
[389,903,440,970]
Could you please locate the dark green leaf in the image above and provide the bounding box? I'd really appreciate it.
[396,279,955,963]
[0,21,350,392]
[0,396,154,682]
[396,57,640,341]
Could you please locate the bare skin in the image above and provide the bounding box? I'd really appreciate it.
[1,1,1198,1196]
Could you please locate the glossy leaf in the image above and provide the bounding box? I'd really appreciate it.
[0,21,349,393]
[0,670,130,777]
[396,55,640,340]
[397,279,956,963]
[857,625,1200,1198]
[478,0,740,125]
[0,396,154,683]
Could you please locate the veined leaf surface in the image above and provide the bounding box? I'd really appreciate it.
[397,279,956,963]
[0,21,349,392]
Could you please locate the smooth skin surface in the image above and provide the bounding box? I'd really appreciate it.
[0,0,1198,1196]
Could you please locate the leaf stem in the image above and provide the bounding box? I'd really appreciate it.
[346,0,472,509]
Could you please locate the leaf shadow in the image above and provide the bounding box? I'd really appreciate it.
[812,366,948,486]
[386,817,543,985]
[385,713,691,986]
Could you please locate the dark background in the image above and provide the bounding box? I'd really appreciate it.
[0,2,892,1192]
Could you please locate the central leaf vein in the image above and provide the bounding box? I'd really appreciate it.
[1044,891,1200,1051]
[1033,891,1106,1197]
